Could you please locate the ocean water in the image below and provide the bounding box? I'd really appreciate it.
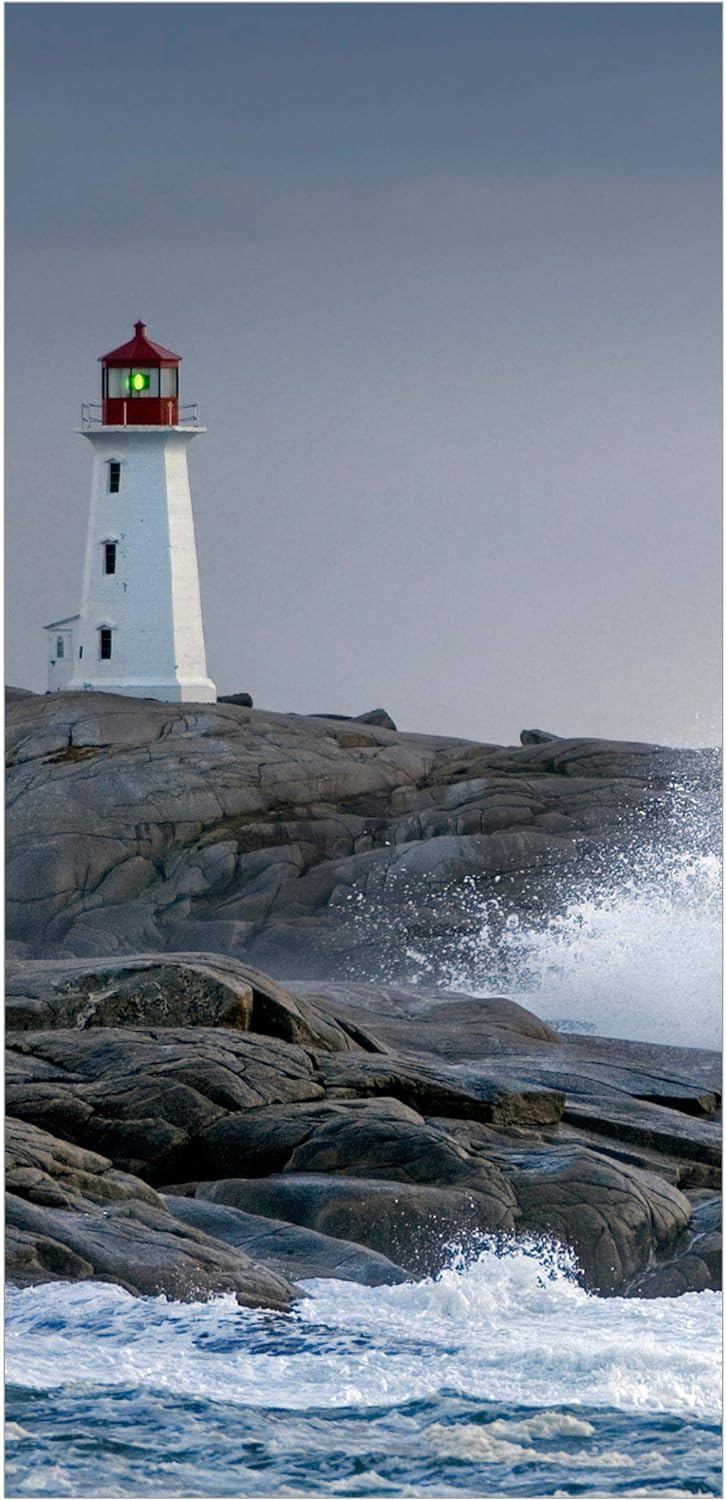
[5,1241,722,1497]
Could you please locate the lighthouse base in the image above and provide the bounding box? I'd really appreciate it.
[65,677,217,704]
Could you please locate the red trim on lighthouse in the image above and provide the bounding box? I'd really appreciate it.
[100,320,181,367]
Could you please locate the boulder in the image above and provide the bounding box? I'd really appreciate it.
[626,1193,721,1296]
[164,1194,409,1286]
[5,1117,298,1307]
[6,953,376,1053]
[356,709,397,731]
[197,1173,515,1276]
[520,729,562,744]
[7,1025,325,1181]
[307,709,397,731]
[487,1141,692,1295]
[6,1192,296,1307]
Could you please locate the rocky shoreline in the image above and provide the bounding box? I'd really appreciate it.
[6,691,718,976]
[6,953,720,1305]
[5,693,721,1305]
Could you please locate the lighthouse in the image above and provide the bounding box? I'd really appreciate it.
[61,321,216,703]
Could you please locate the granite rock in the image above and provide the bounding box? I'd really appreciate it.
[196,1172,514,1276]
[5,952,378,1053]
[5,1117,297,1306]
[6,1024,326,1181]
[164,1193,409,1286]
[7,692,716,974]
[6,1192,296,1307]
[4,958,720,1300]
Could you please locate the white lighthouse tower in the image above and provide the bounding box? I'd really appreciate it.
[64,321,216,703]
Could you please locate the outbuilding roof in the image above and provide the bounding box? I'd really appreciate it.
[100,321,181,366]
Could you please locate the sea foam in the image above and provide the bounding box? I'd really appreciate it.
[6,1240,721,1421]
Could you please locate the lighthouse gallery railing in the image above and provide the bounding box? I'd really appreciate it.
[80,402,200,428]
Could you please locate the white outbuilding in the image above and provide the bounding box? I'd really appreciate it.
[52,320,216,703]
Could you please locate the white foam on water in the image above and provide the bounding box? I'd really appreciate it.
[6,1242,721,1422]
[5,1425,32,1442]
[425,1422,637,1468]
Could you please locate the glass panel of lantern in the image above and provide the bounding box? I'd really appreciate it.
[128,368,159,396]
[106,367,129,398]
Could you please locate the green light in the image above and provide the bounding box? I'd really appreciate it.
[130,371,150,392]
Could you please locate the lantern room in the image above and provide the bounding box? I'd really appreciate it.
[100,320,181,425]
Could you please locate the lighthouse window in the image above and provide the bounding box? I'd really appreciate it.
[160,367,178,397]
[106,368,127,398]
[108,461,121,493]
[104,543,117,575]
[106,367,160,397]
[56,636,65,659]
[99,628,113,661]
[128,368,159,397]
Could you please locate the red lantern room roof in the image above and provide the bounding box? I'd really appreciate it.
[99,320,181,367]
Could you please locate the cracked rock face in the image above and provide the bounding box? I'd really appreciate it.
[7,1025,326,1181]
[6,692,716,975]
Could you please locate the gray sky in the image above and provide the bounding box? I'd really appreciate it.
[6,4,721,746]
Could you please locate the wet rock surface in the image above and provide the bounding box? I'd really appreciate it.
[626,1192,722,1296]
[6,1192,297,1308]
[5,1117,296,1308]
[163,1193,409,1286]
[196,1172,513,1276]
[5,954,720,1302]
[6,1023,326,1181]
